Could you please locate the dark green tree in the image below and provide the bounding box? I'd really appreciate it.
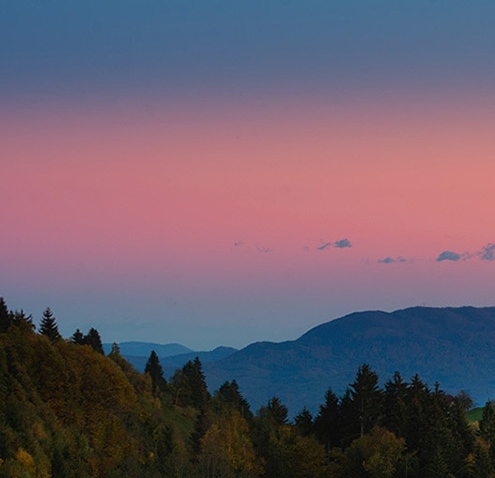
[70,328,85,345]
[180,357,210,409]
[0,297,12,333]
[314,387,340,451]
[383,371,409,438]
[214,379,252,420]
[267,396,289,427]
[294,407,313,437]
[480,400,495,465]
[10,309,35,331]
[144,350,167,395]
[349,364,383,437]
[39,307,61,342]
[83,327,104,355]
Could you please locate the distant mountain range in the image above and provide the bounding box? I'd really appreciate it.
[102,341,194,358]
[204,306,495,414]
[108,306,495,416]
[103,341,238,374]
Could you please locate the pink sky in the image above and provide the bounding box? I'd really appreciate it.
[2,91,495,348]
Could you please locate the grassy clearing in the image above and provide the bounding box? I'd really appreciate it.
[467,407,483,423]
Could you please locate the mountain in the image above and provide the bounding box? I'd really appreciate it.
[102,341,194,358]
[203,306,495,415]
[161,346,238,372]
[122,346,238,373]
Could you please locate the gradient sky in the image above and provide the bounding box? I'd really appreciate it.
[2,1,495,349]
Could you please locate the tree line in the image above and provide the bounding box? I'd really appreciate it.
[1,296,495,477]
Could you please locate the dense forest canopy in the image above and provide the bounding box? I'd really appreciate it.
[1,296,494,477]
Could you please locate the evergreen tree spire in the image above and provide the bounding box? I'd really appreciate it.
[0,297,12,333]
[70,328,85,345]
[144,350,167,395]
[84,328,104,355]
[39,307,62,342]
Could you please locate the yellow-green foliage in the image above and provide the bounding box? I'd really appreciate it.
[0,326,191,477]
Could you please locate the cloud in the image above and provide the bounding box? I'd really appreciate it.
[317,242,332,251]
[334,238,352,248]
[256,246,271,254]
[480,243,495,261]
[436,250,461,262]
[378,256,408,264]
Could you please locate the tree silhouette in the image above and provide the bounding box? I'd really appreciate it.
[144,350,167,395]
[84,328,104,355]
[39,307,61,342]
[0,297,11,332]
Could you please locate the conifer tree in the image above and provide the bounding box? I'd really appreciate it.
[215,379,252,419]
[39,307,61,342]
[383,371,409,438]
[266,396,289,427]
[0,297,12,333]
[294,407,313,437]
[84,328,104,355]
[144,350,167,395]
[314,387,340,451]
[349,364,383,437]
[10,309,35,331]
[181,357,210,409]
[70,328,85,345]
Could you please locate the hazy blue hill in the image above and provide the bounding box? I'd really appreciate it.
[161,346,238,372]
[116,345,238,372]
[204,306,495,415]
[103,341,194,358]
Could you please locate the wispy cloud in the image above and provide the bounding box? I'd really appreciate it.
[436,250,462,262]
[256,246,271,254]
[378,256,407,264]
[479,243,495,261]
[317,242,333,251]
[334,238,352,249]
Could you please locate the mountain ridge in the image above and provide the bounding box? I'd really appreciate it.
[203,306,495,414]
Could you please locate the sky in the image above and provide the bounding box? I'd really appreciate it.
[1,0,495,350]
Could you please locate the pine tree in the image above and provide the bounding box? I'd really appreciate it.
[0,297,12,333]
[84,328,104,354]
[349,364,383,437]
[294,407,313,437]
[314,387,340,451]
[10,309,35,331]
[383,371,409,438]
[266,396,288,427]
[70,328,85,345]
[181,357,210,409]
[39,307,61,342]
[144,350,167,395]
[215,379,252,419]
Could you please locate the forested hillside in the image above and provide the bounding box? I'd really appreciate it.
[205,306,495,413]
[2,297,495,477]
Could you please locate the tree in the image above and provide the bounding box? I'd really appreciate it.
[329,426,406,478]
[314,387,340,451]
[83,328,104,355]
[0,297,12,332]
[294,407,313,437]
[144,350,167,395]
[39,307,61,342]
[177,357,210,409]
[267,396,289,427]
[349,364,383,437]
[383,371,409,438]
[70,329,85,345]
[214,379,253,420]
[198,412,262,478]
[10,309,35,332]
